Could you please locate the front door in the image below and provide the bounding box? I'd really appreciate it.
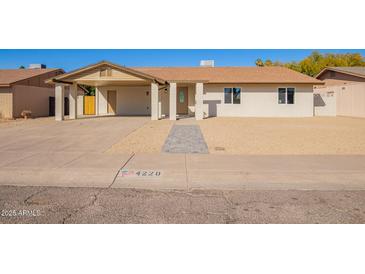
[177,87,188,115]
[107,90,117,114]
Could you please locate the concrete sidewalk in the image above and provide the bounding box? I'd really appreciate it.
[114,154,365,190]
[1,151,365,190]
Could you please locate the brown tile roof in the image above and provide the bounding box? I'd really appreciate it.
[134,66,323,84]
[0,68,63,86]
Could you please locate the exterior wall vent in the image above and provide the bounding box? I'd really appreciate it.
[200,60,215,67]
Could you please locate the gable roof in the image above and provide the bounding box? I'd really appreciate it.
[0,68,63,87]
[134,66,323,84]
[316,67,365,79]
[47,60,166,85]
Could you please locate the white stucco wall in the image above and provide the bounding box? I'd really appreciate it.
[95,83,314,118]
[77,95,84,116]
[202,84,314,117]
[116,86,150,115]
[98,89,108,114]
[98,86,156,116]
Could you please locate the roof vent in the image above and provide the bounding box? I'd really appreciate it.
[200,60,214,67]
[29,64,46,69]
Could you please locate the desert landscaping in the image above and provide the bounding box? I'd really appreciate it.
[199,117,365,155]
[105,116,365,155]
[108,119,174,153]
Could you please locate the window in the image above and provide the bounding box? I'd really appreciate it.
[278,88,295,104]
[224,87,241,104]
[224,88,232,103]
[278,88,286,104]
[233,88,241,104]
[287,88,295,104]
[179,90,185,103]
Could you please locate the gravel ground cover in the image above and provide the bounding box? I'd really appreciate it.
[108,119,174,154]
[198,117,365,155]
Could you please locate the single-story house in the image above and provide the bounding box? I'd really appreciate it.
[316,67,365,86]
[0,66,64,119]
[46,60,323,121]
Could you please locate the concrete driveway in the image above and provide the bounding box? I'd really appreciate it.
[0,117,148,187]
[1,116,365,191]
[0,116,149,153]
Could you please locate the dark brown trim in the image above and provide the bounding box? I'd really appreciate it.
[52,79,73,85]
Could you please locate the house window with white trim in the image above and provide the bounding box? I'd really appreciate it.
[278,87,295,104]
[224,87,241,104]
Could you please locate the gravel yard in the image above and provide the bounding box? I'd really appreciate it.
[107,119,174,153]
[198,117,365,155]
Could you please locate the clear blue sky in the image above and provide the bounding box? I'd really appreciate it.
[0,49,364,72]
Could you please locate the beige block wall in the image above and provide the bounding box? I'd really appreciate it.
[12,85,54,118]
[0,87,13,119]
[313,88,337,116]
[202,84,314,117]
[336,83,365,118]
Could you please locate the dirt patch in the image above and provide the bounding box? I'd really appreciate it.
[0,117,54,128]
[198,117,365,155]
[107,120,174,154]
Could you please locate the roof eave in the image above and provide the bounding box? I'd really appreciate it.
[207,81,324,85]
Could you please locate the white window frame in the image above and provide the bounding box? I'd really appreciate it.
[223,87,242,104]
[278,87,295,104]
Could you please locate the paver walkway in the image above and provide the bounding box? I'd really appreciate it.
[162,125,209,153]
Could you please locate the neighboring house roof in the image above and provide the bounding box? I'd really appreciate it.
[0,68,64,87]
[135,66,323,84]
[47,60,323,85]
[316,67,365,79]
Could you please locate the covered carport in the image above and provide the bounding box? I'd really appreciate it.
[45,61,168,121]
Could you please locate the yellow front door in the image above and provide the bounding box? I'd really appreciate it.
[84,96,95,115]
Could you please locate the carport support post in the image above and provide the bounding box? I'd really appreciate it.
[158,92,162,119]
[55,84,64,121]
[95,87,100,116]
[169,82,177,120]
[195,82,204,120]
[69,83,77,119]
[151,82,159,120]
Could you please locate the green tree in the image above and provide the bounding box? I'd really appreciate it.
[255,51,365,76]
[255,58,264,67]
[264,59,273,66]
[81,85,95,96]
[19,65,25,69]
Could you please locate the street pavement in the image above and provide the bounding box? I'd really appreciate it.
[1,186,364,223]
